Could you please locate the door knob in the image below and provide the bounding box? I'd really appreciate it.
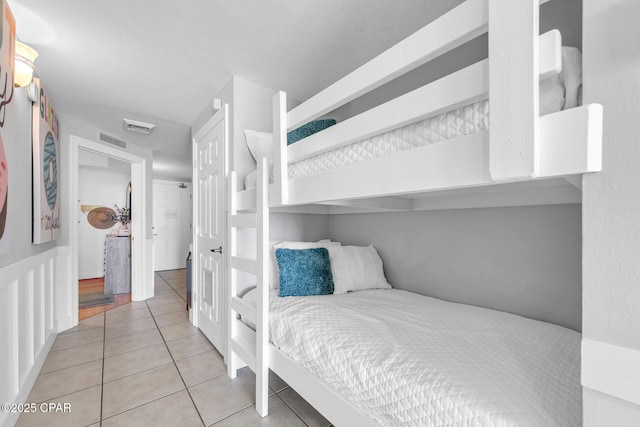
[211,246,223,254]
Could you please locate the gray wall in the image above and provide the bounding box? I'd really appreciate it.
[271,213,330,242]
[331,0,582,123]
[583,0,640,422]
[0,88,59,268]
[328,204,582,331]
[59,113,154,242]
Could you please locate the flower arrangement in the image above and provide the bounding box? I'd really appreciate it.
[112,204,130,225]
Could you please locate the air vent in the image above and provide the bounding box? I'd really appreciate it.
[123,118,155,134]
[99,132,128,149]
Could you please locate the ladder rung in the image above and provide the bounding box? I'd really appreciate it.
[231,334,256,372]
[231,213,257,228]
[231,296,256,326]
[230,256,257,274]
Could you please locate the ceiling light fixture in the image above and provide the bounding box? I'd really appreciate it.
[123,118,155,134]
[14,41,38,88]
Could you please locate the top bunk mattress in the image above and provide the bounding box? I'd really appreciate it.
[244,47,583,190]
[289,99,489,180]
[250,288,581,427]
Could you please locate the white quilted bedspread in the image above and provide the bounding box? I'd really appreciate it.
[244,101,489,190]
[267,289,581,427]
[288,100,489,180]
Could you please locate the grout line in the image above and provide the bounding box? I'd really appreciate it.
[99,311,106,426]
[99,364,183,420]
[179,370,227,389]
[102,333,164,355]
[38,353,104,376]
[104,342,171,384]
[101,361,175,387]
[29,383,104,407]
[48,335,105,354]
[99,272,188,423]
[155,272,187,302]
[162,330,201,344]
[209,402,256,426]
[156,270,312,426]
[102,313,154,329]
[32,358,104,379]
[58,323,104,336]
[275,390,313,427]
[99,389,187,424]
[146,274,208,427]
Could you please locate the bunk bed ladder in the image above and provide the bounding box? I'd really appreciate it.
[227,158,270,417]
[273,91,288,206]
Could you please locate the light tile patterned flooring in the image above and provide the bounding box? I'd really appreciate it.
[17,269,331,427]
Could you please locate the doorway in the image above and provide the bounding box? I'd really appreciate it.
[153,179,192,272]
[77,154,132,319]
[68,135,153,327]
[192,106,227,355]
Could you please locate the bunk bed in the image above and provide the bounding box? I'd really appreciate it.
[226,0,602,425]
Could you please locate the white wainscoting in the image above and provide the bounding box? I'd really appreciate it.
[582,339,640,407]
[0,246,72,427]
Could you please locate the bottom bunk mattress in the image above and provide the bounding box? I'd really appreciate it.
[252,288,581,426]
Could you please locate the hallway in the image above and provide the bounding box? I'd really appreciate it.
[16,270,330,427]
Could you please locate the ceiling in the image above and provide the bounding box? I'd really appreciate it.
[9,0,461,179]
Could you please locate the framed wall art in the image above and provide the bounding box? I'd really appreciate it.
[0,0,15,254]
[32,77,60,243]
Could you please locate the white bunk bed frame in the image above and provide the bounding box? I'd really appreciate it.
[227,0,603,425]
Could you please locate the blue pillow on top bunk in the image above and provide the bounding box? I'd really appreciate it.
[287,119,336,145]
[275,248,334,297]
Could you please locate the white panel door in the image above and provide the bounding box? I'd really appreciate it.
[153,180,192,271]
[194,109,227,354]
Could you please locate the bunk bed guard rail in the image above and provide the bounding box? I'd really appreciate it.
[270,0,602,206]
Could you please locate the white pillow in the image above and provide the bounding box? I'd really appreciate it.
[270,240,338,290]
[335,245,392,292]
[326,247,352,294]
[243,130,273,164]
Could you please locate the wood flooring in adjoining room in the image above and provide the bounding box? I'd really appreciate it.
[19,269,331,427]
[78,277,131,321]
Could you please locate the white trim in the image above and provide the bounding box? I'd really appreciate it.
[489,0,539,181]
[289,60,488,164]
[286,0,488,130]
[229,0,602,423]
[192,105,229,356]
[0,246,66,289]
[582,339,640,407]
[269,345,382,427]
[236,104,600,211]
[192,105,228,332]
[273,92,288,205]
[69,135,152,316]
[0,247,64,427]
[288,30,560,165]
[255,158,270,416]
[2,335,56,427]
[260,3,598,211]
[193,107,225,142]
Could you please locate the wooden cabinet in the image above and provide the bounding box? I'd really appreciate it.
[105,236,131,295]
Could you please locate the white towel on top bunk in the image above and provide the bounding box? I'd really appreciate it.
[540,46,582,115]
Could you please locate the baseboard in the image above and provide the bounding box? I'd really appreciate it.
[55,314,73,333]
[582,339,640,407]
[78,273,103,280]
[2,333,56,427]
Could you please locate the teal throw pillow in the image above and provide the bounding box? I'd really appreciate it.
[287,119,337,145]
[276,248,334,297]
